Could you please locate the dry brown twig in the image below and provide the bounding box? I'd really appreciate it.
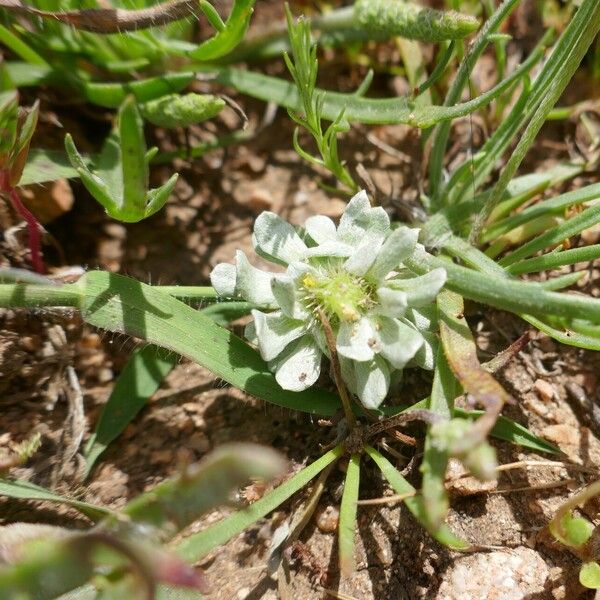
[0,0,200,33]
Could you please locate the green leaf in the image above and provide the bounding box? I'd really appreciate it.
[0,23,47,66]
[580,562,600,589]
[83,72,195,109]
[365,445,470,550]
[470,0,600,238]
[338,453,360,576]
[0,479,112,521]
[406,248,600,323]
[1,444,283,600]
[428,0,523,198]
[9,100,39,186]
[550,511,594,548]
[354,0,479,42]
[19,149,81,186]
[139,93,225,128]
[212,40,539,128]
[506,245,600,275]
[76,271,339,415]
[481,167,593,240]
[421,343,457,530]
[500,201,600,267]
[455,408,560,454]
[119,96,148,219]
[188,0,256,61]
[113,443,286,539]
[66,101,177,223]
[174,445,343,561]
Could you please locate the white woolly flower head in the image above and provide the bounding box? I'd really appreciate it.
[210,191,446,409]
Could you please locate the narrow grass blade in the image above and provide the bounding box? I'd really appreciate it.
[471,0,600,239]
[482,176,599,242]
[83,345,178,478]
[396,395,560,454]
[523,315,600,352]
[174,445,343,561]
[454,409,560,454]
[421,342,458,530]
[338,453,360,576]
[500,202,600,267]
[365,446,470,550]
[0,479,112,521]
[428,0,521,199]
[406,249,600,323]
[506,245,600,275]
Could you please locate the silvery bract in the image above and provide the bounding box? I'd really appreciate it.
[210,191,446,409]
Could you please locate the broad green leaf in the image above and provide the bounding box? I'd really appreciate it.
[580,562,600,589]
[549,511,594,548]
[20,149,81,186]
[75,271,339,414]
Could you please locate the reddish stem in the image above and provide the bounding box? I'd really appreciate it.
[1,170,45,274]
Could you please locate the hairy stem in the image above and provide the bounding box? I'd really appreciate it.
[0,0,199,33]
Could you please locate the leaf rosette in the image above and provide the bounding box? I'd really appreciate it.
[211,191,446,408]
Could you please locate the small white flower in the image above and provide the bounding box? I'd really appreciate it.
[210,191,446,409]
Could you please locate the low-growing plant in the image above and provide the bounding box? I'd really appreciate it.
[0,443,285,598]
[1,0,600,596]
[548,480,600,590]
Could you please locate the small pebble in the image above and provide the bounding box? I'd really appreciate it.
[248,188,274,212]
[188,432,210,453]
[315,504,339,533]
[150,449,174,465]
[534,379,555,402]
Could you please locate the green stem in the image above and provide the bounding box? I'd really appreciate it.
[0,283,82,308]
[507,245,600,275]
[406,248,600,322]
[0,283,217,308]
